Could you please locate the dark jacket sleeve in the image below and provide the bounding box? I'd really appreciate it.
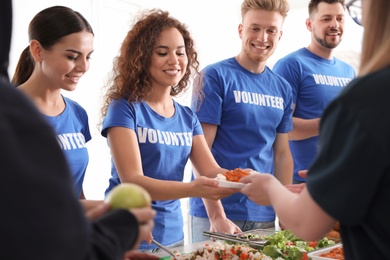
[0,81,140,260]
[0,0,12,81]
[89,209,140,260]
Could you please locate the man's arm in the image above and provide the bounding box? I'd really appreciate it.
[287,104,320,140]
[288,116,321,140]
[273,132,293,185]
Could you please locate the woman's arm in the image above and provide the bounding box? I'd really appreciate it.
[107,126,236,200]
[190,123,241,234]
[241,174,335,241]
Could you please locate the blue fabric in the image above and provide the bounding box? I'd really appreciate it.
[273,48,355,182]
[189,57,293,222]
[44,96,91,197]
[101,98,203,250]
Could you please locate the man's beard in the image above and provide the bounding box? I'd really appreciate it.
[314,32,342,49]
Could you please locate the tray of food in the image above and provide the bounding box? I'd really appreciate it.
[160,229,339,260]
[307,243,344,260]
[159,223,341,259]
[160,241,276,260]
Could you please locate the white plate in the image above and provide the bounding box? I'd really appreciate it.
[217,179,246,189]
[216,170,259,189]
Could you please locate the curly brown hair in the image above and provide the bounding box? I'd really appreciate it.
[100,9,200,124]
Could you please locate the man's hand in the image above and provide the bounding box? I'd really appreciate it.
[210,217,242,235]
[285,170,308,194]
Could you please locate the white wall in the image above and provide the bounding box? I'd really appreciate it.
[10,0,363,200]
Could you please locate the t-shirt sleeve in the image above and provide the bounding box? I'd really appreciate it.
[277,79,294,134]
[193,69,223,125]
[192,114,204,136]
[273,58,300,104]
[82,109,92,143]
[101,99,134,137]
[307,100,384,225]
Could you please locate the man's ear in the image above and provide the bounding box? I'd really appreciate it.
[238,23,243,39]
[29,40,43,62]
[305,18,313,32]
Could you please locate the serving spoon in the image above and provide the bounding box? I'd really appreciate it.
[151,238,177,258]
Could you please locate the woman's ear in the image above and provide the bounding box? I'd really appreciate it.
[29,40,43,62]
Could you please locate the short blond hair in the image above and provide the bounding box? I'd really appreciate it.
[241,0,290,20]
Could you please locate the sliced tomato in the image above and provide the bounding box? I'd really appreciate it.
[309,241,318,248]
[240,252,249,259]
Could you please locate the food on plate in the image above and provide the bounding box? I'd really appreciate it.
[323,221,341,243]
[168,230,339,260]
[105,183,151,210]
[308,244,344,260]
[260,230,336,260]
[171,241,274,260]
[325,230,341,243]
[170,230,338,260]
[217,168,251,182]
[320,246,344,259]
[221,230,337,260]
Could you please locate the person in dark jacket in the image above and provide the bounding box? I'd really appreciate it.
[0,0,12,81]
[0,1,156,259]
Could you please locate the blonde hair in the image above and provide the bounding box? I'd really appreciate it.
[359,0,390,76]
[241,0,289,20]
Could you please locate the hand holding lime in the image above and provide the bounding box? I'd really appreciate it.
[105,183,151,209]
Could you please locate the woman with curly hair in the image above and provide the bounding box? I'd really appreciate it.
[100,9,238,251]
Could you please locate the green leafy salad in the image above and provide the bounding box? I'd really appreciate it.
[237,230,336,260]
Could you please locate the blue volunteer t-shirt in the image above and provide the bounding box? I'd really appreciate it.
[101,98,203,250]
[190,57,293,222]
[273,48,355,182]
[44,96,91,197]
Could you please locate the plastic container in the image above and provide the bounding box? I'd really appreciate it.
[307,243,343,260]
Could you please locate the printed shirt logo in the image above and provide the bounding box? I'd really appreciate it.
[233,90,284,110]
[312,74,352,87]
[138,127,192,146]
[57,132,87,150]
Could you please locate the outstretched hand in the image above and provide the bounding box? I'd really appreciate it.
[240,173,274,206]
[192,176,239,200]
[298,170,308,178]
[285,170,308,194]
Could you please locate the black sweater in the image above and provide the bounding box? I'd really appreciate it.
[0,80,139,260]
